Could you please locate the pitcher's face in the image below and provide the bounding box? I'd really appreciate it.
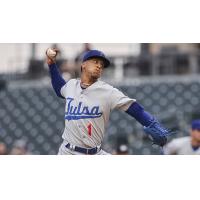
[82,58,104,79]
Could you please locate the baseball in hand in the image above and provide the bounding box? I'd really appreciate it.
[46,48,57,58]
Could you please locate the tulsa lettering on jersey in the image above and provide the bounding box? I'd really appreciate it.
[65,97,102,121]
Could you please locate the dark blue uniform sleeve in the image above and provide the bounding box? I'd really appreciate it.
[126,102,155,126]
[48,63,66,99]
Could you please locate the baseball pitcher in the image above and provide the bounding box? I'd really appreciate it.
[46,48,172,155]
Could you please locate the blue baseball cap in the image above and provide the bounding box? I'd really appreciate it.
[82,50,110,68]
[191,120,200,130]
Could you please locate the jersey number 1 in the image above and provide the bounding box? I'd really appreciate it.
[87,124,92,136]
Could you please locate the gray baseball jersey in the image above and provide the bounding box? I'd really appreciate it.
[163,136,200,155]
[60,79,135,149]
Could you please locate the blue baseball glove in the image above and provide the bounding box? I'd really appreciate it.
[143,121,172,147]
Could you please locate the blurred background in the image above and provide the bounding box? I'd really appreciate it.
[0,43,200,155]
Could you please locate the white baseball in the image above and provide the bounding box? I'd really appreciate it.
[46,48,57,58]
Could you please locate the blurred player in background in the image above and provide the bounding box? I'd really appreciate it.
[112,134,129,155]
[0,142,8,155]
[115,144,129,155]
[74,43,91,64]
[10,139,31,155]
[46,48,172,155]
[74,43,92,77]
[163,119,200,155]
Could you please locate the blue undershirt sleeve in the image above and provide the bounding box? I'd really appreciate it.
[126,102,155,127]
[48,63,66,99]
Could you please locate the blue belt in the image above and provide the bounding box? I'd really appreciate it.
[65,143,101,155]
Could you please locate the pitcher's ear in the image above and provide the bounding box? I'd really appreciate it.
[81,62,86,72]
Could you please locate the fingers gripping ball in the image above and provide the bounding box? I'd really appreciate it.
[46,48,57,59]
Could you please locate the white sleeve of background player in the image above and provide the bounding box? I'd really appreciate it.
[110,87,136,111]
[163,138,181,155]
